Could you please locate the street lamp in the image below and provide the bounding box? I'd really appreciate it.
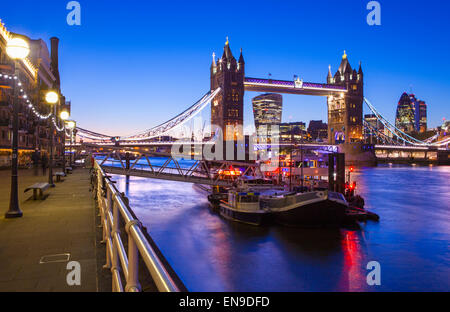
[60,110,70,174]
[45,91,58,105]
[67,120,76,130]
[66,120,76,166]
[60,111,69,121]
[5,37,30,219]
[46,90,59,187]
[6,38,30,60]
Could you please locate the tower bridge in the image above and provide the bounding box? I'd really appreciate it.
[71,38,449,167]
[210,40,364,145]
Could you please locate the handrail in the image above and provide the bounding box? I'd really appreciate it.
[92,160,181,292]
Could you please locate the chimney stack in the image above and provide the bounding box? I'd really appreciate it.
[50,37,60,89]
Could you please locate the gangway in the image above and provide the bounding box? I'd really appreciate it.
[97,147,264,187]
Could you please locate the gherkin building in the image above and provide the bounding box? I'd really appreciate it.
[395,93,416,133]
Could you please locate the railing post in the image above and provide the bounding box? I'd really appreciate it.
[98,168,107,244]
[125,220,142,292]
[103,187,112,270]
[111,194,121,286]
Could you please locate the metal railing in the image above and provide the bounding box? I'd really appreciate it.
[92,160,181,292]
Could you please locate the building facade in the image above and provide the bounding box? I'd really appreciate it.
[252,93,282,140]
[327,52,364,144]
[307,120,328,142]
[364,114,384,144]
[0,20,68,167]
[279,122,306,143]
[418,99,427,133]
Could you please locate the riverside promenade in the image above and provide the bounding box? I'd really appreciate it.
[0,168,107,292]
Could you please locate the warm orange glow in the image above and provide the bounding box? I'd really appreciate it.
[218,169,242,176]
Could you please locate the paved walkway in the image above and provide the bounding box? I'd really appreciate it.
[0,168,99,292]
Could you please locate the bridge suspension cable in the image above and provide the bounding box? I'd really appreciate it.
[120,88,221,142]
[76,127,114,142]
[364,97,449,148]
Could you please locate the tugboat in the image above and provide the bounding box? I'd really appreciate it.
[219,190,270,226]
[207,186,229,212]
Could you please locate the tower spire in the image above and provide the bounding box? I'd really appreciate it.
[222,36,234,61]
[338,50,352,74]
[238,48,245,64]
[328,65,332,78]
[212,52,216,67]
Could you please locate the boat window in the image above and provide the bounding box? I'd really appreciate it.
[239,195,259,203]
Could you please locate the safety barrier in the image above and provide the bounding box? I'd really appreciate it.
[92,160,180,292]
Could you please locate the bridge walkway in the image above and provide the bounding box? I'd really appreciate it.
[102,165,232,187]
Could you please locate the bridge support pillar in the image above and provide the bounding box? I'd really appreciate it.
[338,143,377,167]
[437,150,450,166]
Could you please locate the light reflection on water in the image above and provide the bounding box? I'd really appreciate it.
[111,165,450,292]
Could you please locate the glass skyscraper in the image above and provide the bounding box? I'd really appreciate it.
[252,93,283,140]
[395,93,427,133]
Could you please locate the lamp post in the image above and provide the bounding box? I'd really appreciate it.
[60,111,69,174]
[45,90,59,187]
[66,120,76,166]
[5,37,30,219]
[301,130,304,191]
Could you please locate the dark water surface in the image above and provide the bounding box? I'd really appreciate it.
[112,165,450,292]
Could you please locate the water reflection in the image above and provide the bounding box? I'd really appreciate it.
[110,165,450,292]
[339,231,366,292]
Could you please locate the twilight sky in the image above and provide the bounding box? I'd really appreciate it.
[1,0,449,136]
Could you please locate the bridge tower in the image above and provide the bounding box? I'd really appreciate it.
[210,38,245,141]
[327,52,364,144]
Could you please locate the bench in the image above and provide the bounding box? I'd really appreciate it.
[54,172,66,182]
[65,167,73,174]
[24,183,51,200]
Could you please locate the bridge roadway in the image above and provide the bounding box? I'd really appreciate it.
[244,77,347,96]
[374,145,450,165]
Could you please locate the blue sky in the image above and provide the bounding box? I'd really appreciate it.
[1,0,449,135]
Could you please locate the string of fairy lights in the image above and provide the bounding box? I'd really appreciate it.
[0,72,65,133]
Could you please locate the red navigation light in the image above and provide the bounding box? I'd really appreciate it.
[349,166,355,173]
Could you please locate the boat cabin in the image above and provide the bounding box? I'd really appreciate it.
[227,191,261,212]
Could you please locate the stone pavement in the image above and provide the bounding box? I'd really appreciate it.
[0,168,100,292]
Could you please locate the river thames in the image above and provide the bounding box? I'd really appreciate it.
[111,165,450,292]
